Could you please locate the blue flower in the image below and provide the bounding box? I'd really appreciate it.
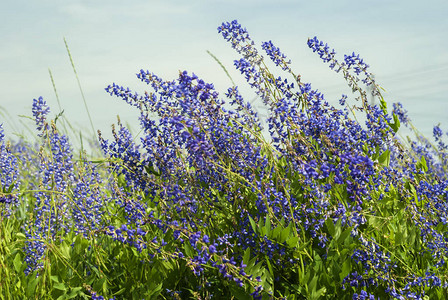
[32,96,50,132]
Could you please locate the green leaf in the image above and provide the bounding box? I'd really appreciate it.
[66,287,83,299]
[16,232,26,240]
[146,282,163,297]
[340,259,351,280]
[378,149,391,167]
[287,236,299,248]
[417,156,428,173]
[243,248,251,265]
[248,216,257,233]
[60,241,71,260]
[390,113,400,133]
[308,274,318,295]
[408,226,417,245]
[144,163,161,177]
[229,284,252,300]
[313,253,322,272]
[279,217,286,227]
[379,96,388,114]
[112,287,127,296]
[265,255,274,278]
[161,260,174,271]
[245,257,257,271]
[325,218,335,237]
[13,253,24,273]
[394,230,404,246]
[371,145,380,161]
[117,173,127,187]
[312,287,327,299]
[5,182,16,193]
[338,227,352,244]
[26,271,39,297]
[280,223,292,242]
[272,225,283,240]
[53,282,67,291]
[408,183,420,207]
[251,261,265,277]
[264,215,271,236]
[184,242,194,257]
[258,217,265,234]
[332,219,342,240]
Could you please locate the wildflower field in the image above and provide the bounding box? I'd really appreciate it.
[1,20,448,299]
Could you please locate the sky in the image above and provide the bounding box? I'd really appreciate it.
[1,0,447,148]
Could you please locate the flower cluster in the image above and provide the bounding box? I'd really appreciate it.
[307,36,336,63]
[95,20,448,298]
[308,36,379,101]
[261,40,292,72]
[218,20,262,66]
[392,102,410,126]
[2,19,448,299]
[104,224,147,252]
[0,124,20,208]
[31,96,50,132]
[22,97,107,275]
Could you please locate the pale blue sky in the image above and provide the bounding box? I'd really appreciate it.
[1,0,447,145]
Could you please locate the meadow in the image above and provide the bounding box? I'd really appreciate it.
[1,20,448,299]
